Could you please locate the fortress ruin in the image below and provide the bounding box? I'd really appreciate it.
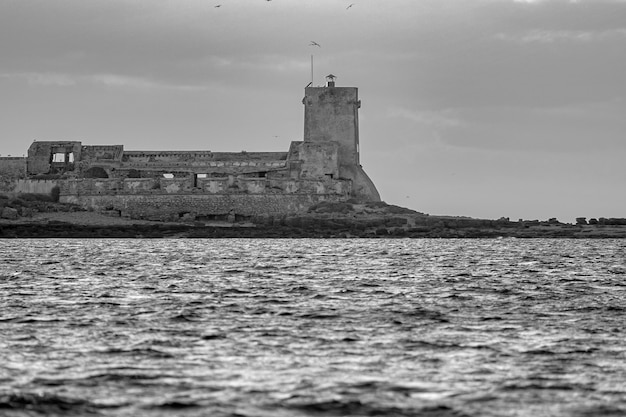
[0,78,380,221]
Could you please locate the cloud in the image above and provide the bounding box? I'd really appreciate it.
[496,28,626,43]
[387,107,464,129]
[432,100,626,153]
[0,72,77,87]
[0,71,213,91]
[216,55,310,74]
[90,74,171,89]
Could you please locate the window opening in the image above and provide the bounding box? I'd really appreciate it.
[194,173,207,188]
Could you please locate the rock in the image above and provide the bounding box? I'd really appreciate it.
[101,209,121,218]
[1,207,19,220]
[19,207,35,218]
[180,212,196,221]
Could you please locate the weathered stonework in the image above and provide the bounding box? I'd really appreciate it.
[0,158,27,194]
[61,194,348,222]
[0,81,380,220]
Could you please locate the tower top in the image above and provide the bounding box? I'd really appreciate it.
[325,74,337,87]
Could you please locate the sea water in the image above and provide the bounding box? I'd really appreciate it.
[0,238,625,417]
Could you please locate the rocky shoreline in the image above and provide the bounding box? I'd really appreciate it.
[1,196,625,238]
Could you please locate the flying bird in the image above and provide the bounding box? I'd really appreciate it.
[310,41,321,47]
[215,4,222,7]
[346,3,355,9]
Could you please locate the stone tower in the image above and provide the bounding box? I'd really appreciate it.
[302,75,380,201]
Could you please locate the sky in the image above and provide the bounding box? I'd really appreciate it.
[1,0,625,222]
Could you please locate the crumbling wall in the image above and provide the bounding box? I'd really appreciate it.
[60,176,350,197]
[121,151,286,164]
[198,178,227,193]
[81,145,123,162]
[239,179,266,193]
[0,158,27,193]
[27,141,82,175]
[123,179,158,192]
[160,178,193,194]
[61,193,347,221]
[61,179,121,195]
[13,179,59,195]
[114,159,288,176]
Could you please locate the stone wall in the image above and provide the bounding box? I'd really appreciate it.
[0,158,27,193]
[112,160,287,175]
[289,141,339,179]
[63,179,122,195]
[120,151,287,163]
[13,179,59,195]
[61,193,347,221]
[160,178,193,194]
[27,141,82,175]
[123,179,157,192]
[60,177,351,197]
[81,145,124,162]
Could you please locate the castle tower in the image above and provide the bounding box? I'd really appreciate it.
[302,75,380,201]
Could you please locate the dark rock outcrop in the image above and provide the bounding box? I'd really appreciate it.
[1,207,18,220]
[2,198,626,238]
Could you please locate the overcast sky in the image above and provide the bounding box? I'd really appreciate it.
[1,0,625,222]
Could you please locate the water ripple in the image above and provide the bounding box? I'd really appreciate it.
[0,238,625,416]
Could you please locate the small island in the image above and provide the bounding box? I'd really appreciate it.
[1,78,623,238]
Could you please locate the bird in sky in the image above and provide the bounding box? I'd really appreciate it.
[310,41,321,47]
[215,4,221,7]
[346,3,355,9]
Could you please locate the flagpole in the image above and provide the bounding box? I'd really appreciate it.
[311,54,314,86]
